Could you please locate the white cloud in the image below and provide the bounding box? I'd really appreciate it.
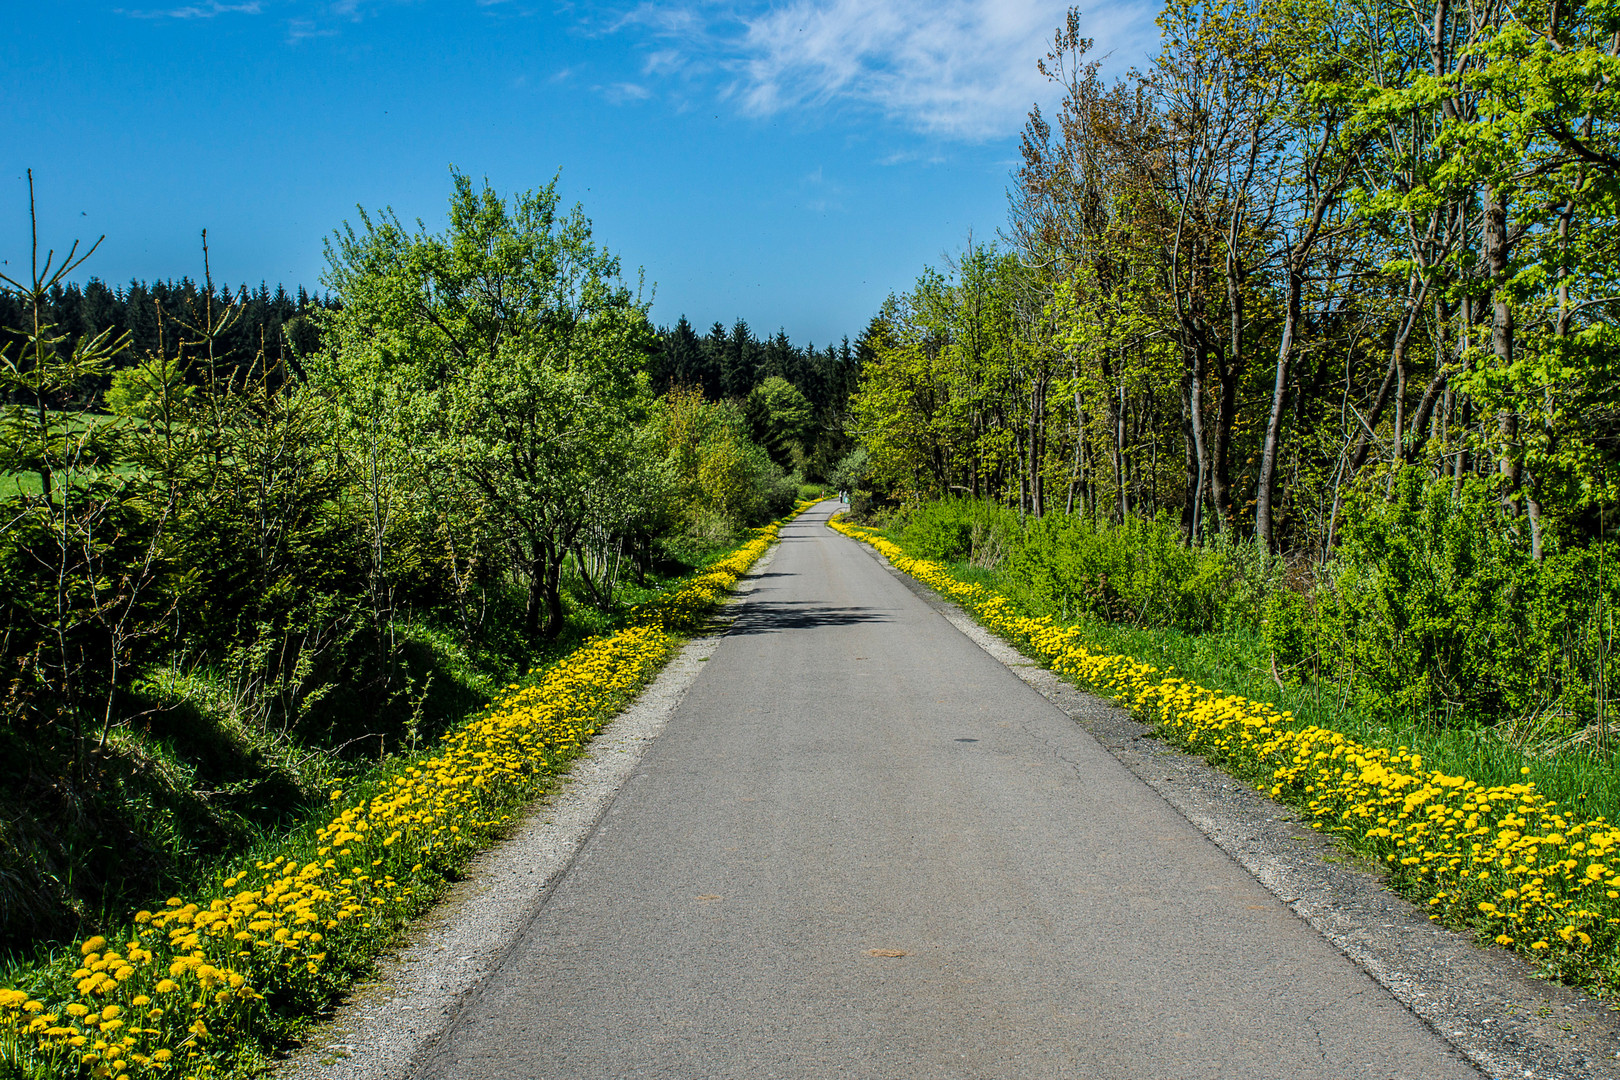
[598,81,654,104]
[642,48,685,76]
[877,148,947,167]
[735,0,1049,138]
[287,16,337,40]
[618,0,1153,141]
[120,1,262,17]
[280,2,435,44]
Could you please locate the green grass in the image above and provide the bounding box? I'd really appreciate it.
[0,472,37,498]
[0,409,134,497]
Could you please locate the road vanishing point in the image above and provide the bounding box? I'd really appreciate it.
[414,500,1481,1080]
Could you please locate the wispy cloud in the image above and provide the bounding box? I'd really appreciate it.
[642,48,685,77]
[878,148,947,167]
[116,0,389,41]
[616,1,1152,141]
[119,1,262,18]
[280,2,418,44]
[597,81,653,104]
[800,163,845,213]
[287,16,337,41]
[734,0,1055,139]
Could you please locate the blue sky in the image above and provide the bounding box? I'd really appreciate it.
[2,1,1153,345]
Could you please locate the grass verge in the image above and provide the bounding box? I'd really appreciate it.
[0,506,808,1080]
[831,514,1620,998]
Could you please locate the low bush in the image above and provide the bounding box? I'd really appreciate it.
[895,497,1009,563]
[895,498,1278,634]
[893,485,1617,739]
[1308,474,1619,732]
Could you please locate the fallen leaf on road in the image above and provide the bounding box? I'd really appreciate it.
[696,894,722,901]
[865,948,907,957]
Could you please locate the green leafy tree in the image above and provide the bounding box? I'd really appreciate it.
[745,375,815,468]
[321,169,655,638]
[103,354,192,420]
[652,385,793,532]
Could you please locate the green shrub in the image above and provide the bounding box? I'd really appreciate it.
[1001,512,1273,633]
[893,487,1617,737]
[1261,587,1312,685]
[898,498,975,560]
[889,498,1281,634]
[1315,472,1619,729]
[896,496,1021,566]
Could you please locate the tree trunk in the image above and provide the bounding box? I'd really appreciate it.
[1027,374,1045,518]
[1391,343,1407,466]
[1101,349,1124,523]
[573,543,609,610]
[1188,333,1211,541]
[1212,255,1246,533]
[1256,266,1301,549]
[523,555,545,638]
[1484,184,1520,510]
[542,553,566,639]
[1181,377,1199,540]
[1118,380,1130,522]
[1405,367,1450,465]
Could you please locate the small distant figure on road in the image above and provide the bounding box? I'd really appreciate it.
[839,490,847,504]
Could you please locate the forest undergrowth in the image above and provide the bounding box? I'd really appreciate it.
[0,529,741,976]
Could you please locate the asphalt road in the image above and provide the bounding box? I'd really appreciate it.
[414,500,1481,1080]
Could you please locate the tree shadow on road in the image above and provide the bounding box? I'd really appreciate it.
[723,600,891,635]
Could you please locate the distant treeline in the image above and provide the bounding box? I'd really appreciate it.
[648,316,863,422]
[2,280,865,431]
[0,277,335,381]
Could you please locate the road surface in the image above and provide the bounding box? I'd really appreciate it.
[414,500,1479,1080]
